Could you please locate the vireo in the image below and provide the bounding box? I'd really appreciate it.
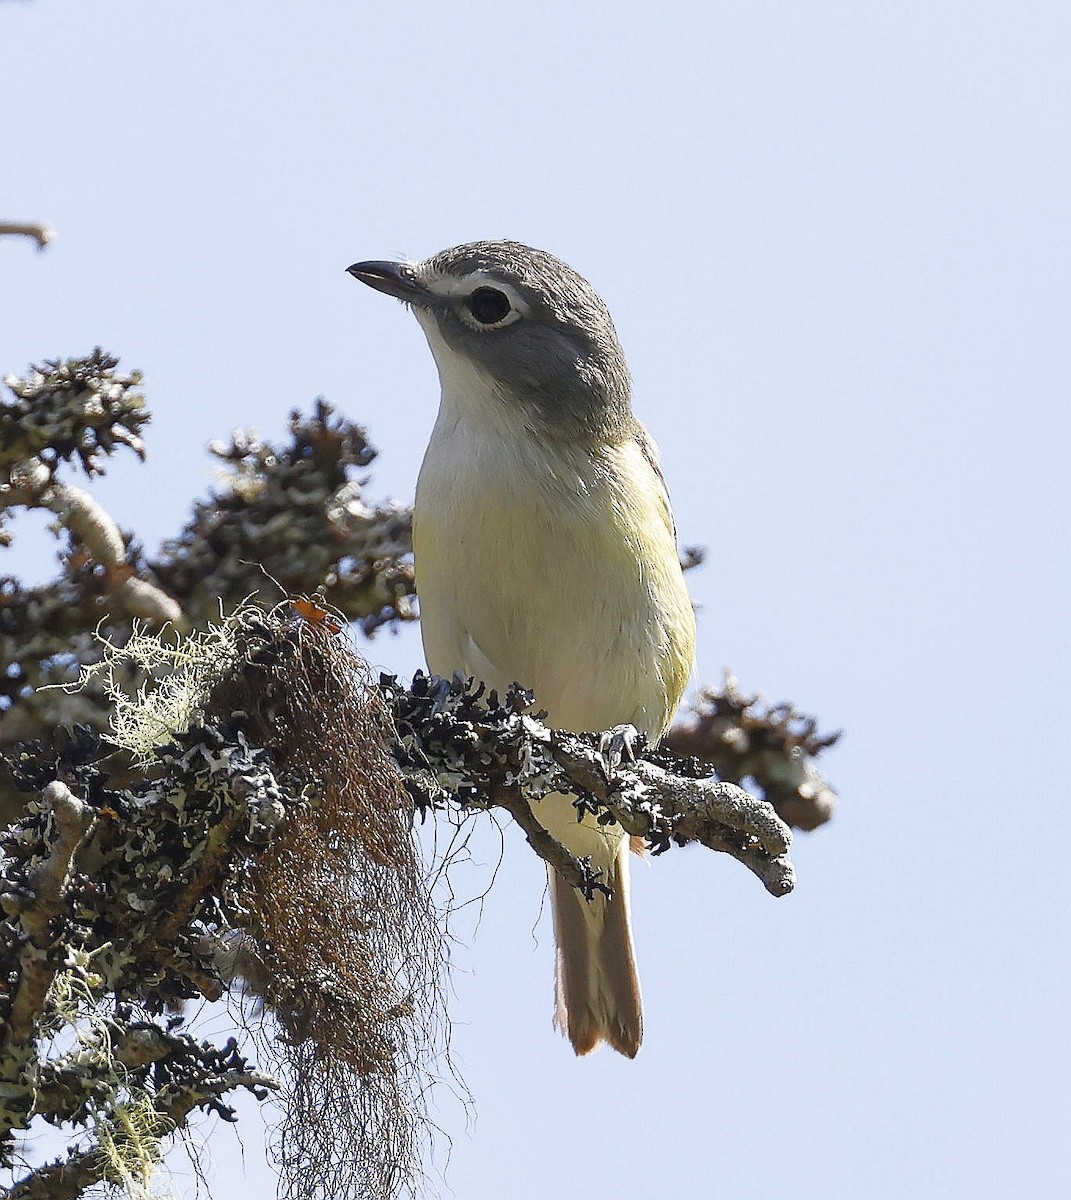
[349,241,696,1057]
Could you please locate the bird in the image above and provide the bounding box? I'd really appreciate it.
[348,241,696,1058]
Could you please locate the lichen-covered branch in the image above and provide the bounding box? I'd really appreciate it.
[1,782,93,1046]
[0,724,300,1164]
[0,350,149,480]
[0,726,293,1198]
[383,671,796,897]
[665,671,840,831]
[0,606,449,1200]
[1,353,418,809]
[5,1034,276,1200]
[151,399,416,633]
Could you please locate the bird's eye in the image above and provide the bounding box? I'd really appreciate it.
[467,287,512,325]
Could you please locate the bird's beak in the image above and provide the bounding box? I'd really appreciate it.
[346,260,431,306]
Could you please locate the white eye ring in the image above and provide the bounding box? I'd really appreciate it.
[419,268,531,329]
[459,285,523,331]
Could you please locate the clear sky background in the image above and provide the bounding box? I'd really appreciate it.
[4,2,1069,1198]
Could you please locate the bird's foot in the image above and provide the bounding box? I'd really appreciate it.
[426,672,460,715]
[598,724,646,779]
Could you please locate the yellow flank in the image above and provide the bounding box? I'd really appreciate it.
[414,426,696,741]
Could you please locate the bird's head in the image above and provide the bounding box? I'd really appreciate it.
[348,240,633,442]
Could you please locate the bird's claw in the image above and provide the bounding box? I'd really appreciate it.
[428,673,458,715]
[598,724,644,777]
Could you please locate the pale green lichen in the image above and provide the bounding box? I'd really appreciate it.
[46,614,244,768]
[94,1094,171,1200]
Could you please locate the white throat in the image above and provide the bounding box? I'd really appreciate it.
[414,310,528,442]
[412,310,577,496]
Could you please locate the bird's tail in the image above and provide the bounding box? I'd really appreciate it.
[550,835,642,1058]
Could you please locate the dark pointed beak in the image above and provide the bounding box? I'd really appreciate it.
[346,260,431,306]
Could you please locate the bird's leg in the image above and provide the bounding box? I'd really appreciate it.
[427,673,460,715]
[597,724,646,779]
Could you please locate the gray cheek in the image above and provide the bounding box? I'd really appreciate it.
[427,310,541,383]
[428,311,621,436]
[490,327,573,386]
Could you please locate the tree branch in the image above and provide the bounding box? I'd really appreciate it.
[0,223,53,251]
[0,782,93,1046]
[384,672,796,897]
[8,477,184,628]
[666,671,840,831]
[3,1059,277,1200]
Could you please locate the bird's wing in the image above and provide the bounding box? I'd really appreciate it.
[632,420,681,543]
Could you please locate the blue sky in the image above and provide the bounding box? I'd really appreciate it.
[4,2,1069,1197]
